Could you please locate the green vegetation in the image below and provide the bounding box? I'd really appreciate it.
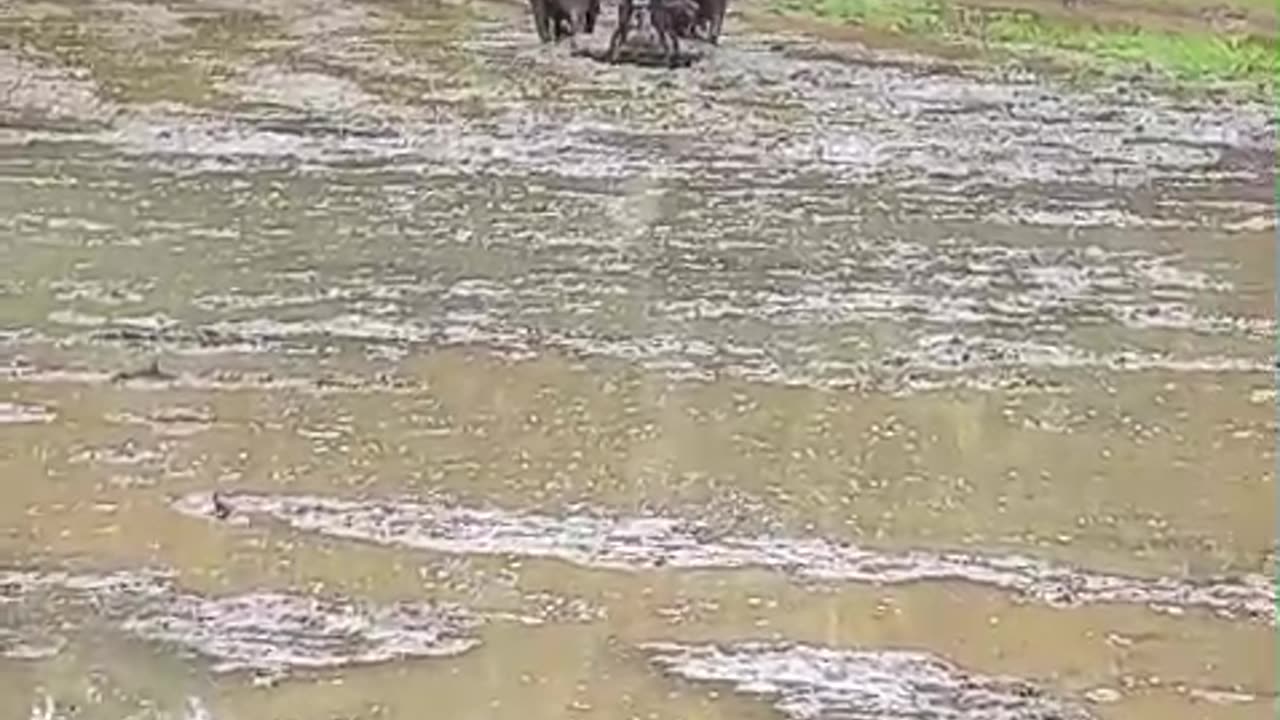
[768,0,1277,90]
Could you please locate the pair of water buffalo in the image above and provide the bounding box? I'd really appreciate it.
[529,0,727,67]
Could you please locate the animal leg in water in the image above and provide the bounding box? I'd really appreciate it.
[529,0,553,42]
[701,0,726,43]
[607,0,634,62]
[550,6,571,40]
[666,31,681,67]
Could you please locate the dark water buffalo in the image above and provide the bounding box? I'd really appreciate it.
[607,0,727,64]
[648,0,701,66]
[688,0,727,44]
[529,0,601,44]
[670,0,727,44]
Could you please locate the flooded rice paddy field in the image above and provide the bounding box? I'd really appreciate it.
[0,0,1275,718]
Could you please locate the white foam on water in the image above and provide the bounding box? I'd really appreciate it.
[0,569,481,682]
[0,402,56,424]
[170,492,1277,625]
[643,640,1094,720]
[122,591,480,678]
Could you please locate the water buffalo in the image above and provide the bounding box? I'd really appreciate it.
[529,0,601,44]
[607,0,727,64]
[689,0,727,44]
[648,0,701,66]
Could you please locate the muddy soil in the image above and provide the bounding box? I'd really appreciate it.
[0,1,1274,719]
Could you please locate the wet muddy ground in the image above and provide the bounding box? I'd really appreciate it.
[0,1,1274,719]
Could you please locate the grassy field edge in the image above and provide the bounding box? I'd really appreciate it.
[760,0,1278,94]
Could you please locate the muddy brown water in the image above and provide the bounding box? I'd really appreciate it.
[0,1,1275,719]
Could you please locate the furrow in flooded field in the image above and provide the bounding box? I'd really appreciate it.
[1,152,1265,394]
[0,566,612,678]
[0,50,111,131]
[0,569,480,683]
[121,591,480,677]
[466,31,1275,212]
[0,360,425,396]
[3,106,1269,230]
[0,0,1273,718]
[0,630,64,661]
[4,330,1263,398]
[28,692,215,720]
[4,228,1266,396]
[171,492,1276,625]
[0,7,1273,228]
[643,641,1094,720]
[0,401,55,424]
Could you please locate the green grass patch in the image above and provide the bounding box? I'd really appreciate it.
[770,0,1277,90]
